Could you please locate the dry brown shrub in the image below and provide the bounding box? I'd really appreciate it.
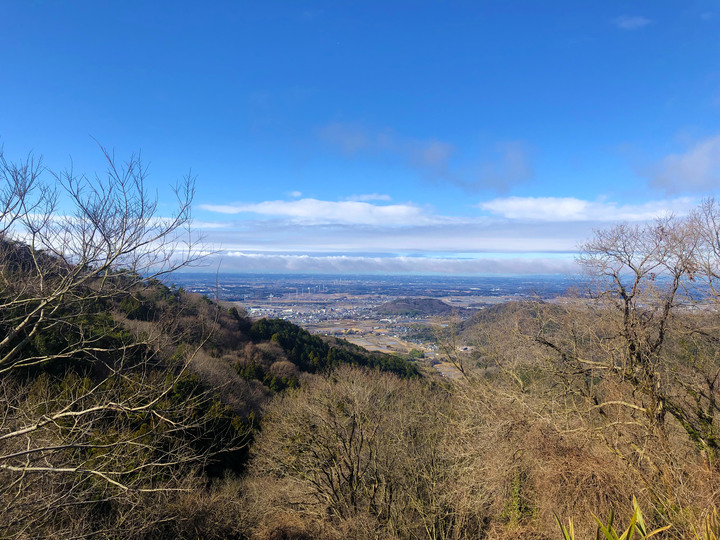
[446,382,637,539]
[243,367,455,539]
[270,359,299,378]
[238,341,287,371]
[239,476,341,540]
[255,341,287,364]
[133,477,246,540]
[189,349,268,415]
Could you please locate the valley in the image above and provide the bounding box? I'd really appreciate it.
[172,273,579,378]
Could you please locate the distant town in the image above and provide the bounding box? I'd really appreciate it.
[170,273,581,374]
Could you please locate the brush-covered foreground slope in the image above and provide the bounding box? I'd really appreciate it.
[5,231,720,539]
[0,237,419,539]
[240,296,720,540]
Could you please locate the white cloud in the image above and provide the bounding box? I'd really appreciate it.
[319,123,376,154]
[410,140,455,169]
[318,122,533,192]
[199,198,432,226]
[318,123,457,176]
[480,196,696,222]
[650,135,720,192]
[193,194,704,275]
[190,220,232,230]
[613,15,652,30]
[345,193,392,202]
[198,216,589,255]
[288,190,303,198]
[469,141,534,192]
[211,251,578,275]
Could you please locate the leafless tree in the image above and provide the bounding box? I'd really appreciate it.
[531,215,720,472]
[0,146,202,373]
[0,146,230,537]
[248,366,457,539]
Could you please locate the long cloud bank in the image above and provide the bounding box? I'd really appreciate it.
[200,195,698,227]
[201,251,579,275]
[192,194,700,274]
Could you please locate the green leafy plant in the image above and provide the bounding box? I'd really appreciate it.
[555,496,671,540]
[694,508,720,540]
[556,514,575,540]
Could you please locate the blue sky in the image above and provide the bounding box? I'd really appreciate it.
[2,1,720,274]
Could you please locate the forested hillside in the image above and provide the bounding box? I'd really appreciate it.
[0,251,420,537]
[0,150,419,539]
[3,149,720,539]
[375,297,458,317]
